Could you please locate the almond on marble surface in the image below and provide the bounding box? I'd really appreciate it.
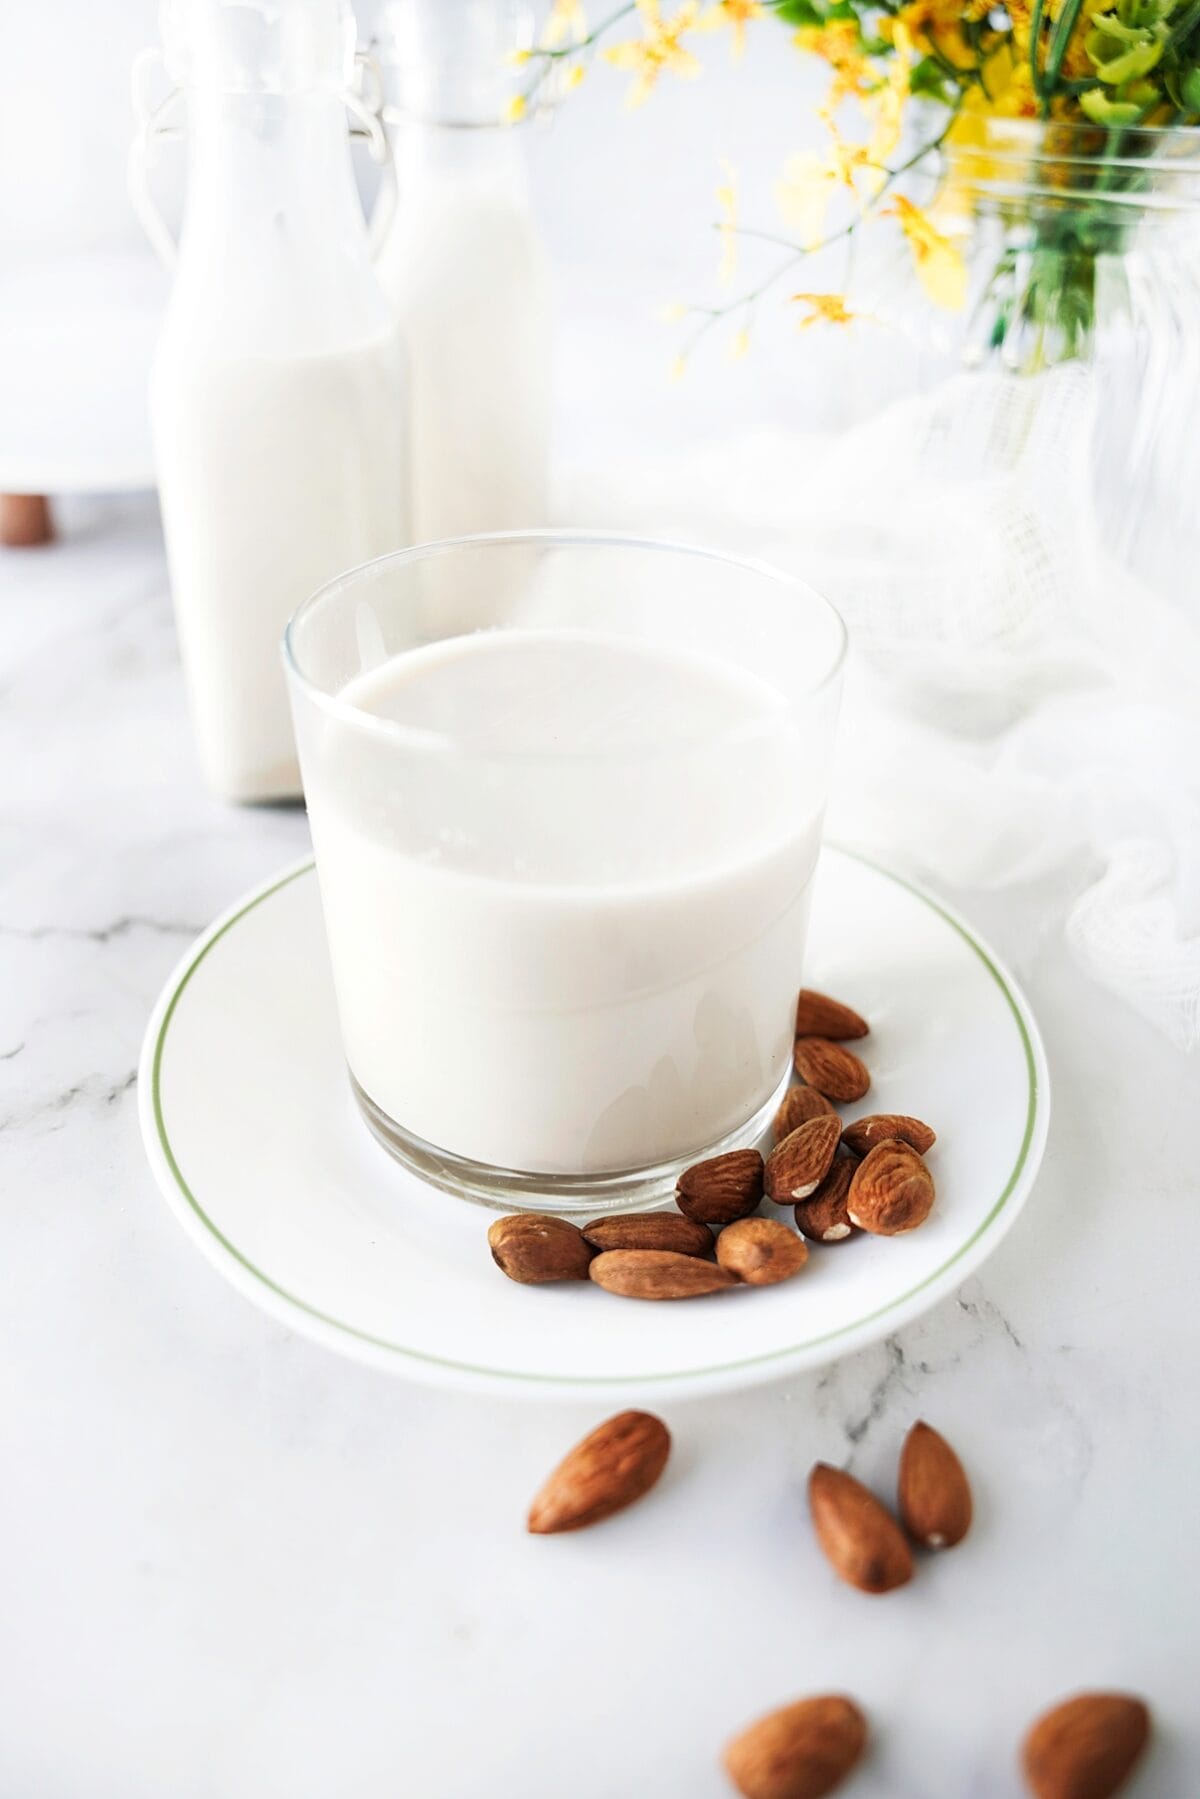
[1021,1693,1150,1799]
[527,1410,671,1534]
[807,1463,913,1594]
[898,1421,972,1549]
[723,1694,868,1799]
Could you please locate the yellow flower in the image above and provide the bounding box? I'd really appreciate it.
[502,93,528,124]
[795,20,873,108]
[791,291,859,329]
[669,352,688,382]
[716,160,738,283]
[885,194,968,309]
[730,327,751,359]
[658,300,688,323]
[775,149,841,247]
[542,0,587,47]
[698,0,764,60]
[892,0,987,68]
[861,21,912,179]
[564,61,587,88]
[603,0,703,108]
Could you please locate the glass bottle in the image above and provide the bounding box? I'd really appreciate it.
[148,0,410,803]
[374,0,550,559]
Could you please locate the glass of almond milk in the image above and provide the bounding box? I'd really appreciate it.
[284,534,846,1211]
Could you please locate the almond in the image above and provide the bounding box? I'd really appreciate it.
[1021,1693,1150,1799]
[898,1421,972,1549]
[717,1217,809,1286]
[842,1114,936,1157]
[723,1694,868,1799]
[846,1141,935,1235]
[588,1248,739,1300]
[794,989,869,1042]
[773,1083,837,1141]
[794,1157,856,1244]
[808,1463,913,1594]
[765,1115,841,1203]
[793,1038,870,1103]
[487,1213,595,1285]
[527,1410,670,1534]
[582,1212,714,1258]
[677,1148,764,1226]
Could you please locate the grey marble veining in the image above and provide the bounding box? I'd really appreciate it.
[0,494,1196,1799]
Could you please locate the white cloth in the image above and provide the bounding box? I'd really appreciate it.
[562,366,1200,1051]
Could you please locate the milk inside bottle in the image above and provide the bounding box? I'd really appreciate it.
[149,0,410,802]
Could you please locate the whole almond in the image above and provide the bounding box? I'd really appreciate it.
[765,1115,841,1203]
[582,1212,714,1257]
[793,1038,870,1103]
[773,1083,837,1141]
[723,1694,868,1799]
[717,1217,809,1286]
[487,1213,595,1285]
[842,1114,937,1157]
[808,1463,913,1594]
[1021,1693,1150,1799]
[794,1157,856,1243]
[589,1249,739,1300]
[677,1148,764,1226]
[846,1141,935,1235]
[527,1410,670,1534]
[794,989,869,1042]
[898,1421,972,1549]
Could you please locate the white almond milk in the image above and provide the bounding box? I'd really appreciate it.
[153,332,409,802]
[305,629,822,1174]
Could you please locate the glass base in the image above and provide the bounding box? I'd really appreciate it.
[350,1070,790,1214]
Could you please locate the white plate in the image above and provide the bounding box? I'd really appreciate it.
[138,850,1049,1400]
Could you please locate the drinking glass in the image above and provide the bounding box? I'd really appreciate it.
[284,531,845,1210]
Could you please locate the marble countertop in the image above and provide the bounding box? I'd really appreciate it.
[2,491,1197,1799]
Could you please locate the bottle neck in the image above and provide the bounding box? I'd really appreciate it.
[182,87,369,253]
[392,115,527,194]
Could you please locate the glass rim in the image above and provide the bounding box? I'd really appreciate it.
[282,528,849,762]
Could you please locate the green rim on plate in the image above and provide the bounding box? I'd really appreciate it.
[149,853,1041,1386]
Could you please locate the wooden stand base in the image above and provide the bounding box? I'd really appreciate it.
[1,494,53,547]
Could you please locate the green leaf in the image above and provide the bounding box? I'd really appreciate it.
[1182,62,1200,105]
[1080,85,1150,117]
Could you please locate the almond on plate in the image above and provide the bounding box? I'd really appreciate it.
[588,1249,739,1300]
[487,1213,595,1285]
[677,1148,764,1226]
[1021,1692,1151,1799]
[716,1217,809,1286]
[841,1114,937,1157]
[794,1157,856,1244]
[898,1421,972,1549]
[527,1410,671,1534]
[723,1693,868,1799]
[773,1083,837,1141]
[793,1038,871,1104]
[794,990,870,1042]
[846,1141,935,1236]
[766,1115,841,1203]
[582,1212,714,1257]
[808,1463,913,1594]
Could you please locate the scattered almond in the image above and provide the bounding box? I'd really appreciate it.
[723,1694,868,1799]
[898,1421,972,1549]
[794,989,869,1042]
[582,1211,714,1258]
[842,1114,937,1157]
[773,1083,837,1141]
[765,1115,841,1203]
[487,1213,595,1285]
[794,1157,856,1243]
[527,1410,671,1534]
[793,1038,870,1104]
[589,1248,739,1300]
[677,1147,764,1226]
[717,1217,809,1286]
[808,1463,913,1594]
[1021,1693,1150,1799]
[846,1141,935,1236]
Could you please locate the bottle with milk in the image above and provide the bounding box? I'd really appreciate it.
[149,0,409,803]
[374,0,551,550]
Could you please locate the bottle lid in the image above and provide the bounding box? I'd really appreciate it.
[377,0,535,127]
